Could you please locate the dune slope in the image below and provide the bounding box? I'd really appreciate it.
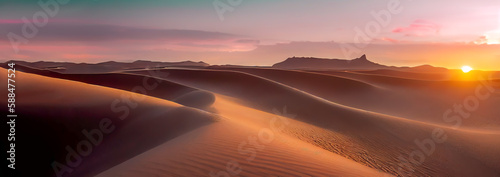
[0,68,218,177]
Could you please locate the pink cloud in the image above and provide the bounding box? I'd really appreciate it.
[473,36,488,44]
[0,18,104,24]
[379,37,399,43]
[61,54,109,60]
[392,20,441,37]
[0,19,24,24]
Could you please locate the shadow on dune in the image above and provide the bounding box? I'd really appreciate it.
[0,68,219,177]
[0,64,216,109]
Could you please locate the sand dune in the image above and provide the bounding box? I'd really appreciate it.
[127,68,500,176]
[0,68,218,176]
[98,95,391,177]
[135,68,500,130]
[1,68,393,177]
[1,64,215,109]
[4,63,499,177]
[298,70,500,129]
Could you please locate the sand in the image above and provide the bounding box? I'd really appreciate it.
[2,63,499,177]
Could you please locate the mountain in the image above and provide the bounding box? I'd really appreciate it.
[272,54,388,70]
[6,60,210,73]
[130,60,209,68]
[6,55,449,73]
[398,64,449,73]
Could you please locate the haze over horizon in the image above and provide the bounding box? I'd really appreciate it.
[1,0,499,70]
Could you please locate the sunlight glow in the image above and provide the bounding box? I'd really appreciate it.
[461,66,473,73]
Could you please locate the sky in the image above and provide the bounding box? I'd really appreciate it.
[0,0,499,70]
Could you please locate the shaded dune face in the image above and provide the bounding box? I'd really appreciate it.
[0,64,215,109]
[309,70,500,128]
[172,90,216,109]
[76,107,218,177]
[216,68,499,129]
[206,67,380,93]
[0,68,218,177]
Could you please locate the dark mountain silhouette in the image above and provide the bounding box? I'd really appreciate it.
[272,55,449,72]
[398,64,449,73]
[5,55,449,73]
[272,54,388,70]
[7,60,209,73]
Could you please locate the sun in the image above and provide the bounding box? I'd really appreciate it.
[461,66,473,73]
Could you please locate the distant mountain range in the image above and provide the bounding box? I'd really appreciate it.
[6,60,209,73]
[5,55,449,73]
[272,54,448,72]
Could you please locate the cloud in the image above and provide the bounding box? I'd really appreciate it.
[0,19,24,24]
[392,20,441,37]
[0,23,237,41]
[473,29,500,45]
[378,37,399,43]
[483,30,500,44]
[0,19,85,25]
[473,36,489,44]
[0,22,259,52]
